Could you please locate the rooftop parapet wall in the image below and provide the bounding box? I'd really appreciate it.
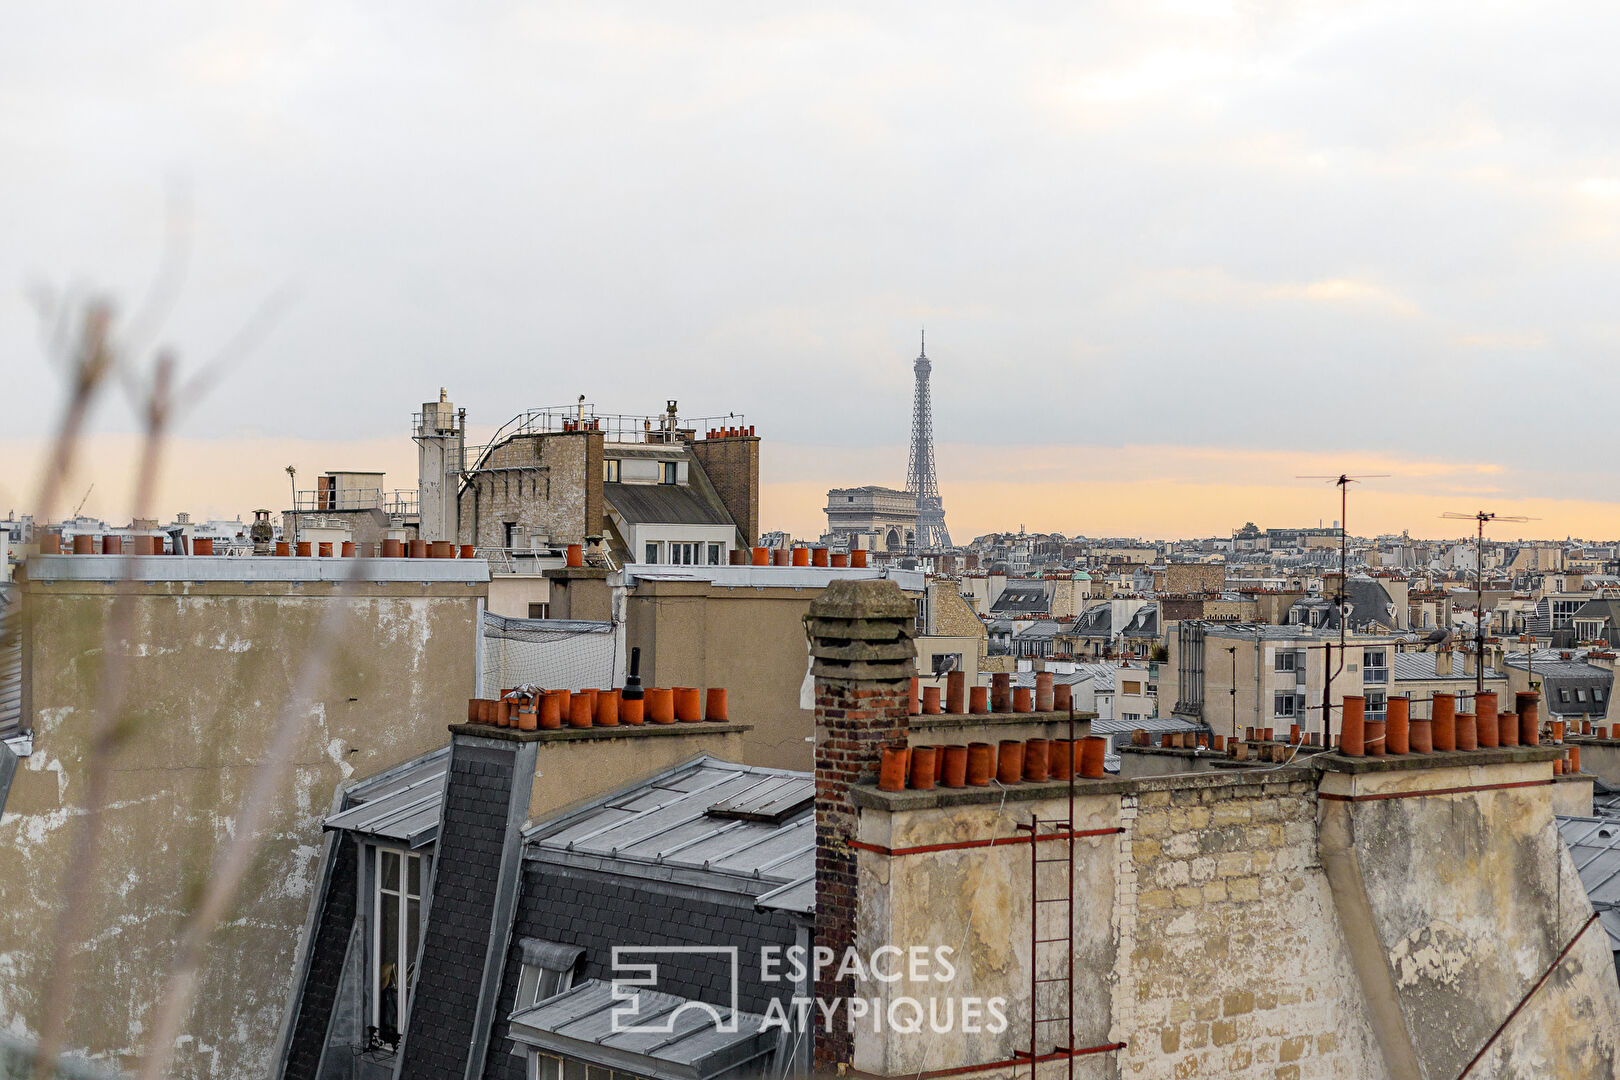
[845,747,1620,1079]
[851,767,1387,1079]
[1316,748,1620,1079]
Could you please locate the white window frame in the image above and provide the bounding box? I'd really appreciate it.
[644,542,660,564]
[1273,692,1298,718]
[373,847,424,1042]
[1274,651,1297,673]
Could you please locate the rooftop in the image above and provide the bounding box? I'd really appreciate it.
[524,756,814,905]
[324,748,450,848]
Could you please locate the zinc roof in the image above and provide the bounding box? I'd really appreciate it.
[323,747,449,848]
[526,757,814,901]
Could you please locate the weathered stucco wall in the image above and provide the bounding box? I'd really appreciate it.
[850,752,1620,1079]
[1319,756,1620,1078]
[0,576,481,1080]
[628,580,926,771]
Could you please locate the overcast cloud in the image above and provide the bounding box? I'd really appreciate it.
[5,2,1619,536]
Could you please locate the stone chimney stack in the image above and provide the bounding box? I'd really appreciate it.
[805,579,916,1071]
[1435,650,1453,677]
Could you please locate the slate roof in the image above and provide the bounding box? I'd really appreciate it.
[0,585,19,736]
[990,582,1050,615]
[1557,815,1620,959]
[1069,603,1114,637]
[604,482,731,527]
[1502,653,1613,717]
[1573,599,1620,629]
[1122,604,1159,639]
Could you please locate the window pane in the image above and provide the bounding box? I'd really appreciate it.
[407,854,420,897]
[381,850,399,891]
[564,1059,588,1080]
[379,891,400,1035]
[645,543,658,564]
[587,1066,611,1080]
[405,896,420,990]
[539,1056,562,1080]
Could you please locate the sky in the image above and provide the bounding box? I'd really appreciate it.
[5,2,1620,541]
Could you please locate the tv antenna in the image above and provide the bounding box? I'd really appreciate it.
[1297,473,1388,748]
[1441,510,1537,700]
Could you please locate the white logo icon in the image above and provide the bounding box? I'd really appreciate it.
[610,946,741,1034]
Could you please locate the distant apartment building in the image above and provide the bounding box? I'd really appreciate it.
[418,394,757,568]
[1167,622,1393,741]
[1155,561,1225,595]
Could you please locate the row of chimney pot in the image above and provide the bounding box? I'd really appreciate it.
[464,685,729,730]
[1334,692,1580,771]
[879,735,1109,791]
[705,426,756,438]
[908,671,1072,716]
[40,533,223,556]
[37,534,588,562]
[731,546,868,568]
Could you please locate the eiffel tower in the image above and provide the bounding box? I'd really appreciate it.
[905,330,952,550]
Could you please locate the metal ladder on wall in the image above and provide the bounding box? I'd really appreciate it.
[1015,711,1077,1080]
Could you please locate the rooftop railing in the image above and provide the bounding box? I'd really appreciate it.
[294,489,419,515]
[459,405,749,482]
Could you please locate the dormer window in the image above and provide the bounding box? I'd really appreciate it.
[515,939,584,1009]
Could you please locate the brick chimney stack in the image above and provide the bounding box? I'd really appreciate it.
[805,579,916,1071]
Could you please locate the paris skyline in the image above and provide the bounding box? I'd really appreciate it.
[7,3,1620,539]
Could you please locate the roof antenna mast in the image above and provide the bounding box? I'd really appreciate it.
[1441,510,1536,701]
[1297,472,1388,747]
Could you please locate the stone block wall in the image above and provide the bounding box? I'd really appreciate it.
[457,430,602,549]
[1116,776,1387,1079]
